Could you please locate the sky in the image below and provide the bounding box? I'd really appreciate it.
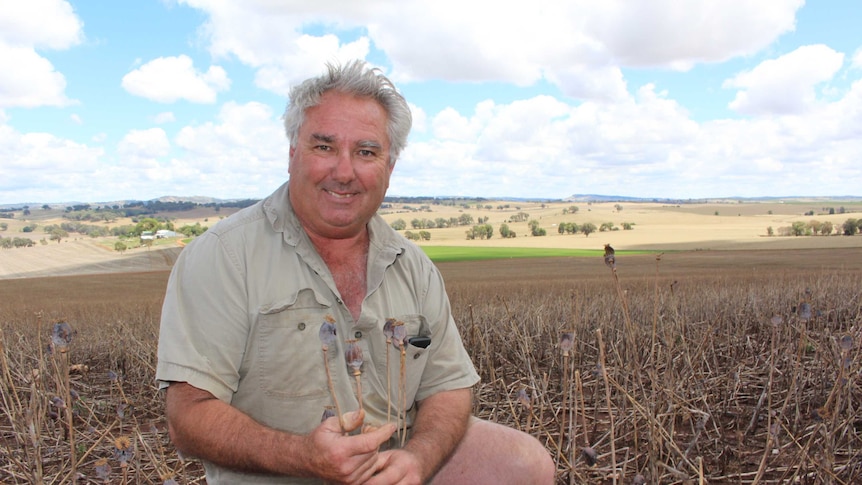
[1,0,862,204]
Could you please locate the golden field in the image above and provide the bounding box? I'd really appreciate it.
[2,199,861,278]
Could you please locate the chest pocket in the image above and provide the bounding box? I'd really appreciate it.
[256,288,334,400]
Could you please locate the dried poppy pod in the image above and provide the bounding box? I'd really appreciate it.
[52,321,73,352]
[383,318,396,343]
[560,332,574,357]
[319,316,337,350]
[321,406,336,423]
[798,302,812,321]
[517,388,531,409]
[391,321,408,350]
[94,457,111,482]
[603,244,615,269]
[345,339,363,375]
[582,446,598,466]
[345,339,365,412]
[113,436,133,465]
[839,335,853,352]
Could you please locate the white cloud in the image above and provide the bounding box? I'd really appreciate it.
[0,123,105,202]
[179,0,802,102]
[724,44,844,116]
[0,0,82,109]
[252,37,371,95]
[121,55,231,103]
[582,0,803,69]
[852,48,862,70]
[170,101,288,196]
[153,112,176,124]
[70,114,82,125]
[407,103,427,134]
[390,72,862,199]
[0,0,83,49]
[118,128,171,159]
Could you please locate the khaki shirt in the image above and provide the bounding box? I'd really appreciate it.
[156,182,479,484]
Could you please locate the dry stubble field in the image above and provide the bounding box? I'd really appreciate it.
[2,200,862,483]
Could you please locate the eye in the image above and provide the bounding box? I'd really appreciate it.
[357,149,376,157]
[315,144,332,151]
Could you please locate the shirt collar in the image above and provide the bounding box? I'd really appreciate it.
[262,180,408,256]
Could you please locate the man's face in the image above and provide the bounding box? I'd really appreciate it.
[288,90,393,240]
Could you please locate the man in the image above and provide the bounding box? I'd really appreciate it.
[156,60,554,484]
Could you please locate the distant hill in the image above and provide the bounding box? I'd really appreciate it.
[3,194,861,211]
[564,194,862,204]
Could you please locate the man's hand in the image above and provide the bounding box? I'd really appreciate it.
[166,382,395,482]
[301,410,397,484]
[363,449,424,485]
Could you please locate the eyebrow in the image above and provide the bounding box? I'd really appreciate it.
[357,140,384,151]
[311,133,384,151]
[311,133,336,144]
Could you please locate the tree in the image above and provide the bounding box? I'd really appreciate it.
[621,222,635,230]
[49,228,68,244]
[581,223,597,237]
[820,221,833,235]
[557,222,578,234]
[767,226,774,236]
[528,220,545,236]
[499,223,516,238]
[842,218,858,236]
[790,221,807,236]
[418,230,431,241]
[390,219,406,231]
[614,204,623,212]
[135,217,162,235]
[808,220,822,235]
[114,241,128,253]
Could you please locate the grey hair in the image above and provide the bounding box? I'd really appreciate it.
[283,60,412,166]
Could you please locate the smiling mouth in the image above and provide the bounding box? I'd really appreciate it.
[325,189,356,199]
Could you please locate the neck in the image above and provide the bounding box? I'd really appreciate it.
[306,227,369,262]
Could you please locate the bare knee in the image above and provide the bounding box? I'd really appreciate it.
[434,418,555,485]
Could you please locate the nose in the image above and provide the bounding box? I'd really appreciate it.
[331,150,356,183]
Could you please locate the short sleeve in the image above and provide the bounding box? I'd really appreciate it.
[155,233,250,403]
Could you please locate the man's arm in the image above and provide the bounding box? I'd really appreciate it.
[366,387,472,484]
[166,382,396,483]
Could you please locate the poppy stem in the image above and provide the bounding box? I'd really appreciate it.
[322,348,346,434]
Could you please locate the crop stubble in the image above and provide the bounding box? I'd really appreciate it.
[1,247,861,483]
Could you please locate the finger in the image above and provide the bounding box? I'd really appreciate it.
[341,409,366,433]
[363,451,403,485]
[361,422,396,450]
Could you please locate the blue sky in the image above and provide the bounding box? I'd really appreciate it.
[1,0,861,204]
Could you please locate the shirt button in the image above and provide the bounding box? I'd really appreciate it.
[297,322,306,331]
[354,331,362,339]
[336,297,343,304]
[413,352,422,359]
